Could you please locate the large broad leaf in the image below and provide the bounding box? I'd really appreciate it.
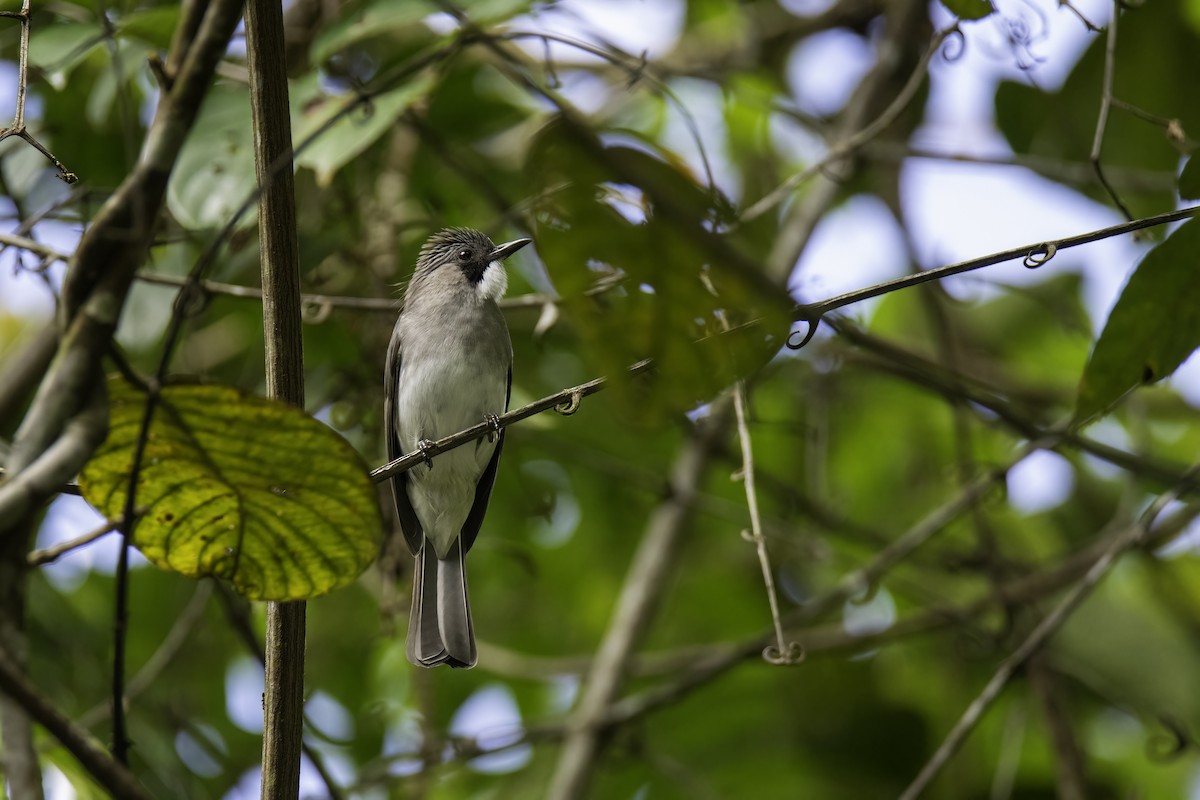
[166,88,255,231]
[526,122,789,419]
[79,379,383,601]
[1075,217,1200,423]
[293,74,435,187]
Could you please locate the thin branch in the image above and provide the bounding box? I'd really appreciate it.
[0,0,77,183]
[1028,658,1088,800]
[799,205,1200,324]
[863,142,1177,193]
[731,378,799,664]
[742,22,959,224]
[546,400,732,800]
[1089,0,1133,220]
[371,359,653,482]
[0,647,151,800]
[26,517,121,566]
[898,474,1195,800]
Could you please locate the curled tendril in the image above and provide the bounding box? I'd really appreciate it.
[740,528,755,543]
[763,641,806,666]
[941,28,967,62]
[1146,717,1192,763]
[301,298,333,324]
[1023,242,1057,269]
[555,390,583,416]
[786,317,822,350]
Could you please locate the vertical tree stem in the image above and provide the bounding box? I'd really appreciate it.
[244,1,306,797]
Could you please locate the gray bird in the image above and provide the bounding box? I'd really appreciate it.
[385,228,530,668]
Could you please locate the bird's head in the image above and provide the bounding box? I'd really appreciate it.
[415,228,531,302]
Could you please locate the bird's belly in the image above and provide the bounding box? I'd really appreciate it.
[394,352,506,554]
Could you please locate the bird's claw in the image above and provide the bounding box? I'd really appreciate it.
[484,413,501,443]
[416,439,436,469]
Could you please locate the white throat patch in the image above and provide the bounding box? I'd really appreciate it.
[476,260,508,301]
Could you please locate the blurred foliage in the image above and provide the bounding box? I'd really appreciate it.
[1,0,1199,798]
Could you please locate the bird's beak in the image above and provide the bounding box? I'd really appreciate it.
[489,238,532,261]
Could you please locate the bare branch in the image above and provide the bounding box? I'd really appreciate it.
[547,400,732,800]
[0,647,151,800]
[898,473,1196,800]
[1090,0,1134,220]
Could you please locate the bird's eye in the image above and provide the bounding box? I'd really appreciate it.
[458,248,471,260]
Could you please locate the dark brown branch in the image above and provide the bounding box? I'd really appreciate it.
[0,647,151,800]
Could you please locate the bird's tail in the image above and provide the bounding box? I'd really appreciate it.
[406,538,477,668]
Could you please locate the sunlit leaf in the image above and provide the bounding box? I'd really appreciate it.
[1075,218,1200,422]
[79,379,383,601]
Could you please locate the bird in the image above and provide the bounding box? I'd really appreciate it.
[385,228,531,668]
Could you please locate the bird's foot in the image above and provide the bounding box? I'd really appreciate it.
[416,439,436,468]
[484,413,502,443]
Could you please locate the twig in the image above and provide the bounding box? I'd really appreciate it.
[798,205,1200,325]
[0,0,78,183]
[26,516,121,566]
[371,359,654,482]
[742,23,958,224]
[75,581,213,730]
[731,377,799,664]
[1028,658,1088,800]
[546,400,732,800]
[898,474,1195,800]
[0,647,151,800]
[1089,0,1133,220]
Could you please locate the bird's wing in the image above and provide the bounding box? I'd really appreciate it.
[384,320,425,556]
[461,366,511,555]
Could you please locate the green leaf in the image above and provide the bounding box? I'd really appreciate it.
[939,0,994,19]
[294,74,435,186]
[1075,217,1200,422]
[311,0,432,65]
[115,6,180,49]
[1181,154,1200,200]
[79,379,383,601]
[27,22,103,88]
[526,124,787,419]
[167,88,255,230]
